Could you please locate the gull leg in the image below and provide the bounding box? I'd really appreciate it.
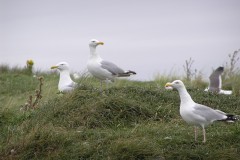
[105,80,110,94]
[202,127,206,143]
[194,126,198,142]
[100,81,103,92]
[104,79,113,93]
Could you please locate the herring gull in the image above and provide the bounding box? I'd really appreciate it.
[87,39,136,89]
[204,66,232,95]
[51,62,77,93]
[165,80,238,143]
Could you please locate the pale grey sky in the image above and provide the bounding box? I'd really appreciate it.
[1,0,240,80]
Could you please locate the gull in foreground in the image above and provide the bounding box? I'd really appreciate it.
[87,39,136,89]
[204,66,232,95]
[165,80,238,143]
[51,62,78,93]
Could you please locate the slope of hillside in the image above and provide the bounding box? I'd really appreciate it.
[0,68,239,159]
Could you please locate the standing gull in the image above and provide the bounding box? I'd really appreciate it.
[51,62,78,93]
[87,39,136,89]
[165,80,238,143]
[204,66,232,95]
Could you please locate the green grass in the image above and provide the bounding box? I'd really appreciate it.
[0,66,240,160]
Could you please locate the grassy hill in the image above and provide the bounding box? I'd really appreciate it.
[0,66,240,160]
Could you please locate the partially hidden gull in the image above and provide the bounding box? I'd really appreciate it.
[87,39,136,89]
[51,62,78,93]
[204,66,232,95]
[165,80,238,143]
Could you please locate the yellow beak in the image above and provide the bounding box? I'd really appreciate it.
[51,66,58,69]
[97,41,104,45]
[165,82,172,87]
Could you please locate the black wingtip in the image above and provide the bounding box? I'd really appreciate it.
[126,70,137,75]
[118,70,136,77]
[225,114,239,122]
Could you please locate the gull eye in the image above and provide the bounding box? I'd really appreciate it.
[175,81,179,84]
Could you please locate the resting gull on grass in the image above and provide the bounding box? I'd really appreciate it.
[51,62,78,93]
[165,80,238,143]
[87,39,136,90]
[204,66,232,95]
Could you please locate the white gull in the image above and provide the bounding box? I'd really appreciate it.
[87,39,136,89]
[204,66,232,95]
[165,80,238,143]
[51,62,78,93]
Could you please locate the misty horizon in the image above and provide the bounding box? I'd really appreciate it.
[1,0,240,81]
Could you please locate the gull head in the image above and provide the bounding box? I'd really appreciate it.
[165,80,185,90]
[89,39,104,48]
[51,62,70,71]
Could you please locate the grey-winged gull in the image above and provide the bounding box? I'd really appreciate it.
[51,62,78,93]
[204,66,232,95]
[165,80,238,143]
[87,39,136,89]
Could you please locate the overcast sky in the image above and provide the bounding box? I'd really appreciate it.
[1,0,240,80]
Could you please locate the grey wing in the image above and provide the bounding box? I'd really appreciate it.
[209,67,224,90]
[193,103,226,121]
[101,60,125,75]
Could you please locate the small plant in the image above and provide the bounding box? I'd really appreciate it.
[20,76,44,111]
[183,57,196,81]
[223,49,240,79]
[26,59,34,74]
[220,49,240,94]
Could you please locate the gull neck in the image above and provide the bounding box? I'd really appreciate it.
[59,70,72,84]
[177,86,194,106]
